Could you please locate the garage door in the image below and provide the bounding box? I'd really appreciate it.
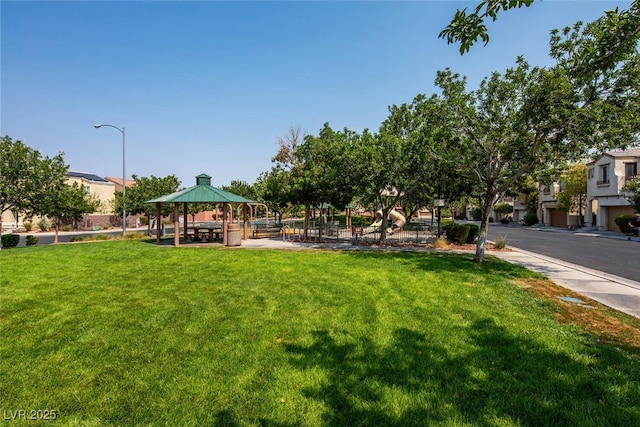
[549,209,567,228]
[607,206,635,231]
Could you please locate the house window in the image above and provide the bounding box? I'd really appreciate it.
[625,162,638,182]
[588,168,594,179]
[84,185,91,194]
[598,164,610,185]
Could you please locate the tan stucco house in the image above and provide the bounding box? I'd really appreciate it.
[1,171,120,231]
[585,148,640,231]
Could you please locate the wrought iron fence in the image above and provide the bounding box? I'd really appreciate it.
[282,222,438,245]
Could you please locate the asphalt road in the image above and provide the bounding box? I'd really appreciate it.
[487,224,638,282]
[10,230,129,246]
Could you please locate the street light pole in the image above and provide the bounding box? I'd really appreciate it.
[94,124,126,236]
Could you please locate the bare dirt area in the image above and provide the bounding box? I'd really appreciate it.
[516,278,640,352]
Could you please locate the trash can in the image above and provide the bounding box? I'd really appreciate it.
[226,223,242,246]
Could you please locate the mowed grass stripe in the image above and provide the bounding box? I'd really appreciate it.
[1,240,638,426]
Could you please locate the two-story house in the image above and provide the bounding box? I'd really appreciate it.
[586,148,640,231]
[537,182,583,228]
[1,171,120,232]
[66,171,116,215]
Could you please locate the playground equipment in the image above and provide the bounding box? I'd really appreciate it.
[363,209,406,235]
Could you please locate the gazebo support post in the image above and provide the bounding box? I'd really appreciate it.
[156,203,162,244]
[173,203,180,247]
[183,202,188,240]
[242,203,248,240]
[222,202,229,245]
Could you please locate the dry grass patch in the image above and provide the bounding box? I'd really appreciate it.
[516,277,640,352]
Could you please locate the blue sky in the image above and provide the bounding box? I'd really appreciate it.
[1,1,632,188]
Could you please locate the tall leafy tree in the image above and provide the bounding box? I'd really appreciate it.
[33,182,100,243]
[556,163,587,222]
[272,125,305,170]
[291,125,340,238]
[622,176,640,213]
[437,1,640,261]
[356,94,469,243]
[435,59,580,261]
[0,136,66,237]
[222,180,257,200]
[123,174,181,233]
[254,167,291,223]
[548,11,640,155]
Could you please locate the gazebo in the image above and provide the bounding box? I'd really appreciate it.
[146,173,256,247]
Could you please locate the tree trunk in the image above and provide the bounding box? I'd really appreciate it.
[54,225,59,244]
[303,202,310,240]
[379,207,389,245]
[474,197,494,262]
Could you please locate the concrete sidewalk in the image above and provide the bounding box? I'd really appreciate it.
[488,247,640,319]
[240,237,640,319]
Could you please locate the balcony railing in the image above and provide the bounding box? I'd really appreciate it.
[596,179,610,186]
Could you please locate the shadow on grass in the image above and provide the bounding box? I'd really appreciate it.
[282,320,640,426]
[343,249,538,279]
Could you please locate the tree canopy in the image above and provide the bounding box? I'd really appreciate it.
[440,0,639,56]
[123,174,181,230]
[0,136,68,237]
[439,0,534,54]
[623,176,640,213]
[32,181,100,243]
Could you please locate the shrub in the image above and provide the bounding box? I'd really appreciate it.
[466,224,479,244]
[23,221,33,232]
[25,235,38,246]
[523,212,538,226]
[494,202,514,215]
[614,215,635,234]
[61,225,72,232]
[444,223,470,245]
[139,216,149,226]
[494,235,508,249]
[1,234,20,248]
[38,219,50,231]
[433,237,449,249]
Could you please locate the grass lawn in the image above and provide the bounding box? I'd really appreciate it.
[1,240,639,426]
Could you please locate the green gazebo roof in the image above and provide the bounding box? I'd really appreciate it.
[146,173,255,204]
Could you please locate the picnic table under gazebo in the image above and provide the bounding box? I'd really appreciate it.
[146,173,257,247]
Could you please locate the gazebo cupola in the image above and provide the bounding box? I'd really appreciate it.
[196,173,212,186]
